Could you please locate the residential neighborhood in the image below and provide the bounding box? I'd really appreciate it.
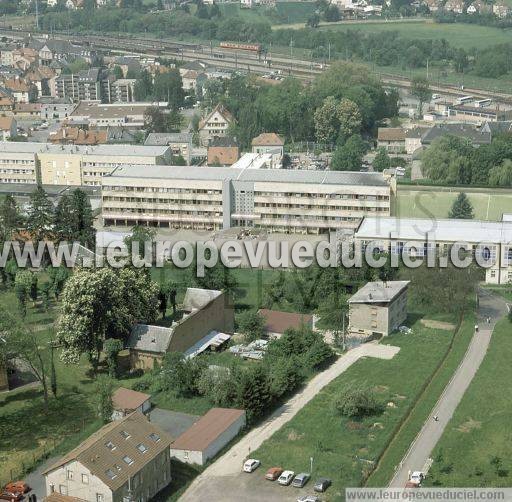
[1,1,512,502]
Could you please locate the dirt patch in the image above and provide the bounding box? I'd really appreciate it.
[374,385,389,393]
[287,430,304,441]
[372,422,384,429]
[347,421,364,430]
[456,418,482,433]
[393,394,407,400]
[421,319,456,331]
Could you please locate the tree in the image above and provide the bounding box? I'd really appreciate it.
[113,65,124,79]
[95,376,114,423]
[197,365,237,406]
[489,159,512,187]
[57,268,159,370]
[323,4,340,21]
[153,70,185,110]
[411,76,432,116]
[26,186,54,243]
[50,344,57,398]
[306,13,320,28]
[144,107,178,134]
[373,147,392,172]
[316,291,349,349]
[69,189,96,248]
[134,69,153,100]
[334,383,384,418]
[14,270,33,317]
[237,310,266,343]
[314,96,340,144]
[0,194,20,240]
[124,225,156,261]
[0,307,50,410]
[331,134,367,171]
[235,365,272,422]
[103,338,124,378]
[449,192,474,219]
[158,289,168,318]
[46,265,70,300]
[338,98,362,141]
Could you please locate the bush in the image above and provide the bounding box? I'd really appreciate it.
[334,383,384,418]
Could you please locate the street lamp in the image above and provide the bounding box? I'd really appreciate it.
[310,456,314,474]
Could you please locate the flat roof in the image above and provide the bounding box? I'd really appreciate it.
[170,408,245,452]
[0,141,169,157]
[355,216,512,244]
[105,164,389,186]
[349,281,410,304]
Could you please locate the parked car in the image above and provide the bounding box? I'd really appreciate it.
[292,473,310,488]
[297,496,321,502]
[313,478,332,492]
[3,484,30,495]
[278,470,295,486]
[265,467,284,481]
[409,471,424,486]
[243,458,261,473]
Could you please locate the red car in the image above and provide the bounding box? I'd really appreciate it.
[265,467,284,481]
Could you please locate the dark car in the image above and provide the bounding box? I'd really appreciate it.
[292,473,310,488]
[313,478,332,493]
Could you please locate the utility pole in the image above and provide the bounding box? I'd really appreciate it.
[328,42,331,61]
[426,58,429,80]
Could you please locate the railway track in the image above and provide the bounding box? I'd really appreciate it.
[3,27,512,103]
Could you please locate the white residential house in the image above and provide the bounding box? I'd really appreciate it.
[198,104,235,146]
[493,0,510,17]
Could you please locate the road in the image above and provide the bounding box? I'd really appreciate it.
[389,289,508,487]
[180,343,400,502]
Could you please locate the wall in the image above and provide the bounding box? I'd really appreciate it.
[203,412,246,463]
[168,291,234,353]
[38,152,82,185]
[349,302,389,338]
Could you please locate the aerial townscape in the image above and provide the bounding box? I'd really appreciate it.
[1,0,512,502]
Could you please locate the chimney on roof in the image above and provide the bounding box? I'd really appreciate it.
[368,293,372,300]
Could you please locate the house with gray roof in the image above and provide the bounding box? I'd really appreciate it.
[348,281,410,339]
[126,288,234,370]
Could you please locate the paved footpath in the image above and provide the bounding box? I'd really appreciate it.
[181,343,400,502]
[389,289,508,487]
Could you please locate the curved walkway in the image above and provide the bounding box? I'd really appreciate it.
[181,343,400,501]
[389,289,508,487]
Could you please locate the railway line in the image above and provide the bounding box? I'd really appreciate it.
[3,27,512,104]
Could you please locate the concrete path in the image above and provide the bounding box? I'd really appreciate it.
[389,289,508,487]
[181,343,400,501]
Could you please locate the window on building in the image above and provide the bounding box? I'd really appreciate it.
[120,430,131,439]
[59,486,67,495]
[105,440,116,450]
[66,470,73,480]
[149,432,161,442]
[96,494,104,502]
[105,469,117,480]
[82,474,89,484]
[123,455,134,465]
[137,443,148,454]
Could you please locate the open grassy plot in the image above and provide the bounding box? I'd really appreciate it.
[426,319,512,486]
[367,314,475,486]
[396,189,512,221]
[317,21,512,50]
[252,316,460,498]
[220,2,317,25]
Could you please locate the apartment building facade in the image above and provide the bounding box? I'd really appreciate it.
[54,69,109,102]
[0,141,170,187]
[354,216,512,284]
[101,165,393,234]
[43,412,172,502]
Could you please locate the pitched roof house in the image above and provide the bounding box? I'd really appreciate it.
[43,412,172,501]
[443,0,465,13]
[251,132,285,159]
[111,387,151,420]
[0,116,17,140]
[126,288,234,370]
[198,104,235,146]
[493,0,510,17]
[257,309,313,338]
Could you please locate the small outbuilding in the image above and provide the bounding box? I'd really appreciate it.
[170,408,246,465]
[257,309,313,338]
[111,387,151,420]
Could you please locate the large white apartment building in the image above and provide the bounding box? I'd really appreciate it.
[354,216,512,284]
[101,165,393,234]
[0,142,171,187]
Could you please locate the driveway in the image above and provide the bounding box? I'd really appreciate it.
[389,289,508,487]
[180,343,400,502]
[149,408,199,439]
[25,456,61,500]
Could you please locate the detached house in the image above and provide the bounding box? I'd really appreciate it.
[493,0,510,17]
[467,0,491,14]
[251,132,285,160]
[377,127,406,153]
[1,77,37,103]
[0,116,17,140]
[43,412,172,502]
[443,0,465,13]
[198,104,234,146]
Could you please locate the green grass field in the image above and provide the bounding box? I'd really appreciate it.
[426,318,512,486]
[252,314,461,497]
[367,315,475,486]
[316,20,512,50]
[396,189,512,221]
[220,2,317,25]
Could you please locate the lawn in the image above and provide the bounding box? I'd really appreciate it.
[251,314,461,498]
[220,2,317,25]
[316,21,512,50]
[367,314,475,486]
[425,318,512,486]
[396,189,512,221]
